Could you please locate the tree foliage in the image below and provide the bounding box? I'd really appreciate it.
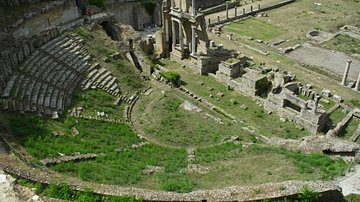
[86,0,107,10]
[141,1,157,16]
[160,71,181,86]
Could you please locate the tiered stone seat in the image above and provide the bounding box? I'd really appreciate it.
[1,33,93,115]
[82,65,121,95]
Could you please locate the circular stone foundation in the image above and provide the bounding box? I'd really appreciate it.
[306,30,334,42]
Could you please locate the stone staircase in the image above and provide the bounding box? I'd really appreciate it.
[1,33,94,116]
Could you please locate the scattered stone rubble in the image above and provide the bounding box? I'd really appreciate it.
[39,153,97,166]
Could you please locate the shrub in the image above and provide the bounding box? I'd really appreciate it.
[86,0,107,10]
[141,1,157,16]
[160,71,181,86]
[298,185,321,202]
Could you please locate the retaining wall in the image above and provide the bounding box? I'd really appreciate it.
[208,0,295,26]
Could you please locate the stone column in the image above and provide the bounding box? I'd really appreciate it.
[171,0,174,9]
[179,20,183,51]
[217,15,220,22]
[226,2,229,19]
[251,6,253,12]
[355,71,360,91]
[179,0,182,11]
[258,4,260,10]
[165,19,169,42]
[235,6,237,16]
[191,25,196,55]
[243,8,245,15]
[172,20,176,46]
[341,60,352,86]
[208,18,211,25]
[192,0,196,16]
[313,95,320,113]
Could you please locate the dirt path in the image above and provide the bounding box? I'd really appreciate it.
[286,43,360,81]
[337,165,360,196]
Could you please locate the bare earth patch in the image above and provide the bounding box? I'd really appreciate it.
[286,43,360,80]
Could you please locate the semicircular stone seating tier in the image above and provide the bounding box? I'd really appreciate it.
[0,33,100,116]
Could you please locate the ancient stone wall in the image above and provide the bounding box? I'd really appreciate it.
[107,2,161,30]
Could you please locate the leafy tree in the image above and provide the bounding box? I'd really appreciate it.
[141,1,157,16]
[86,0,107,10]
[160,71,181,86]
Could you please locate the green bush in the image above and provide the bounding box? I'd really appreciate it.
[160,71,181,86]
[86,0,107,10]
[298,185,321,202]
[141,1,157,16]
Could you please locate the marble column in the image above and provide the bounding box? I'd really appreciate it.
[192,0,196,16]
[191,26,196,55]
[355,71,360,91]
[217,15,220,22]
[313,95,320,113]
[165,19,169,42]
[258,4,260,10]
[243,8,245,15]
[171,0,174,9]
[208,18,211,25]
[172,19,176,46]
[234,6,237,16]
[251,6,253,12]
[226,2,229,19]
[341,60,352,86]
[179,20,183,51]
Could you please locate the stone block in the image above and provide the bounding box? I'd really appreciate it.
[321,89,331,97]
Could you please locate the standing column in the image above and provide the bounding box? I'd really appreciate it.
[313,95,320,113]
[191,26,196,55]
[192,0,196,16]
[172,19,176,46]
[243,8,245,15]
[250,6,253,12]
[165,19,169,42]
[208,18,211,25]
[171,0,174,9]
[234,6,237,16]
[226,2,229,19]
[179,0,182,11]
[179,20,183,51]
[341,60,352,86]
[258,4,260,10]
[217,15,220,22]
[355,71,360,91]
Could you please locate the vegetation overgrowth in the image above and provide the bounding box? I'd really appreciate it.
[17,179,143,202]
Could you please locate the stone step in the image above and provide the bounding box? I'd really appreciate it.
[41,35,67,51]
[105,77,117,90]
[99,74,113,87]
[37,83,48,106]
[2,74,18,97]
[51,89,59,109]
[19,50,41,71]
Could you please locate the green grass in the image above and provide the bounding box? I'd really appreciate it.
[155,58,310,139]
[322,34,360,56]
[327,107,349,127]
[223,18,288,41]
[71,89,124,119]
[338,116,360,141]
[139,91,253,147]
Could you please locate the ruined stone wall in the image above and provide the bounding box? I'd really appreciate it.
[196,0,225,10]
[0,0,80,95]
[107,2,161,30]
